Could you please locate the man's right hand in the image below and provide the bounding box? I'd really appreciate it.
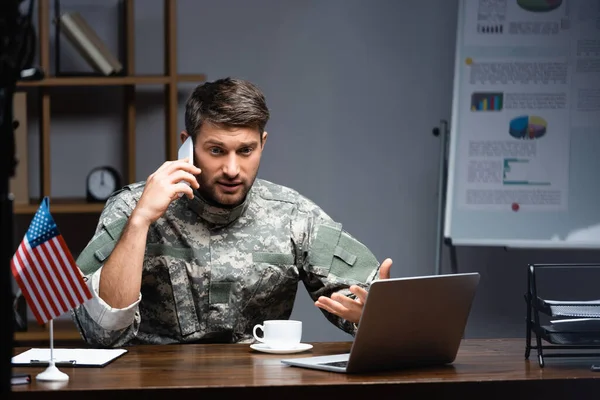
[132,159,201,226]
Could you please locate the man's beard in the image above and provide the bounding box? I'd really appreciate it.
[195,175,253,209]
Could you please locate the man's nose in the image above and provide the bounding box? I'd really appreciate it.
[223,154,240,177]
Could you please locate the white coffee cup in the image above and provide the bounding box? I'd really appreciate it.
[252,320,302,349]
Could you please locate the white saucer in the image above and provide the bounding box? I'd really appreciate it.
[250,343,313,354]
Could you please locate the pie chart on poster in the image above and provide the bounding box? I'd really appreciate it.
[509,115,547,140]
[517,0,562,12]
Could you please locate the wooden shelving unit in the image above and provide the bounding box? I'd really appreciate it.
[17,74,204,87]
[15,0,206,215]
[14,198,105,214]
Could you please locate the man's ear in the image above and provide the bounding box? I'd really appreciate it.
[180,130,190,144]
[261,131,268,149]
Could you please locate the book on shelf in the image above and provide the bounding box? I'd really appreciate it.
[56,11,123,76]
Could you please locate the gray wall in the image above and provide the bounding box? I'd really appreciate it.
[19,0,600,342]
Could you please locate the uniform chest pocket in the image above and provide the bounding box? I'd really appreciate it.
[145,244,201,337]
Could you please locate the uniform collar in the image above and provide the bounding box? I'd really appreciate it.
[186,189,250,227]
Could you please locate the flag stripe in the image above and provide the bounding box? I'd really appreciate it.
[53,236,92,303]
[45,238,80,309]
[59,236,92,302]
[17,238,50,321]
[37,241,72,312]
[10,252,46,324]
[41,240,78,309]
[19,240,57,321]
[26,240,64,319]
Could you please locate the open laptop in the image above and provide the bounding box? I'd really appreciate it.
[281,272,480,373]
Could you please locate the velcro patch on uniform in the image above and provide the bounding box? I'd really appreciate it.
[105,217,127,240]
[94,241,116,263]
[210,281,232,304]
[253,252,295,265]
[333,246,357,266]
[77,229,113,275]
[308,223,342,268]
[329,231,379,283]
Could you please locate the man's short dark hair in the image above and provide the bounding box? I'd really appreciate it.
[184,77,270,139]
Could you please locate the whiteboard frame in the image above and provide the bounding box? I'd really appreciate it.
[443,0,466,241]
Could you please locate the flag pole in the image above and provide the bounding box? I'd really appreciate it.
[35,319,69,382]
[50,319,54,361]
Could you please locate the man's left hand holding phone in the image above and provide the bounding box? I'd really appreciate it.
[132,135,201,226]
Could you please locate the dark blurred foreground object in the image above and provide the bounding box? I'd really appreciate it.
[0,0,42,394]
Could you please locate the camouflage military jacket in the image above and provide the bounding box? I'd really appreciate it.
[71,179,381,347]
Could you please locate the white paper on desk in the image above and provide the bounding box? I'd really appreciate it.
[11,348,127,367]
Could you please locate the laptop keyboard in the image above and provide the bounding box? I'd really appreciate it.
[318,360,348,368]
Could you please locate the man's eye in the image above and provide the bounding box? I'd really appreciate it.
[209,148,222,155]
[239,147,253,155]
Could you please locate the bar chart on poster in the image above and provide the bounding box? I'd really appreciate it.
[444,0,600,248]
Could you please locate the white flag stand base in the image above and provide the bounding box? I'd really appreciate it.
[35,319,69,381]
[36,361,69,381]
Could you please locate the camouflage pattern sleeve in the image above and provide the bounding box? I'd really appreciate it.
[293,196,382,336]
[70,185,143,348]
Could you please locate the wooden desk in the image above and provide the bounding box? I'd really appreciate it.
[11,338,600,399]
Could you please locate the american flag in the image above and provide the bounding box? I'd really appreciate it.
[11,197,92,325]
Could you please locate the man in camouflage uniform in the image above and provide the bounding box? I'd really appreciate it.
[71,77,393,347]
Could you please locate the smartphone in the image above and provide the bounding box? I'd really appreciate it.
[177,137,194,196]
[178,136,194,164]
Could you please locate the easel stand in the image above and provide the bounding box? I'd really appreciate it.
[525,263,600,367]
[433,120,456,275]
[447,241,459,274]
